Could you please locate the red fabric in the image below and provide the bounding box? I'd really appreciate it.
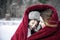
[11,4,60,40]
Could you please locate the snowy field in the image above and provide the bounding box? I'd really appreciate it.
[0,18,22,40]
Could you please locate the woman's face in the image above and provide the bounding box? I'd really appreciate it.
[39,16,46,28]
[29,20,38,30]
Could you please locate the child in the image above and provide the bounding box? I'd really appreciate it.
[28,11,42,37]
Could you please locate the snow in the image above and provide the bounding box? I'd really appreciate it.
[0,18,22,40]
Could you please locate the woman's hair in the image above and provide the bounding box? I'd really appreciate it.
[41,9,57,27]
[41,9,52,21]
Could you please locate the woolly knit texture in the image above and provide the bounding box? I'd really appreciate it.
[29,11,40,21]
[11,4,60,40]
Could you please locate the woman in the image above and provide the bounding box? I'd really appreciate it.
[11,4,60,40]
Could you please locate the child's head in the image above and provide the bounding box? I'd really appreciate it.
[29,11,40,21]
[28,11,40,30]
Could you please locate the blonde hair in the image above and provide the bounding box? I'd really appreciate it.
[41,9,57,27]
[44,21,57,27]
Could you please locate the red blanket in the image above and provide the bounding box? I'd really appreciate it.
[11,4,60,40]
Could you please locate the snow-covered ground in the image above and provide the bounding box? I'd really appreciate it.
[0,18,22,40]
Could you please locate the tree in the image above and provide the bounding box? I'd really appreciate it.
[38,0,48,3]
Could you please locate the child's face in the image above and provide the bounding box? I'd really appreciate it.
[29,20,38,30]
